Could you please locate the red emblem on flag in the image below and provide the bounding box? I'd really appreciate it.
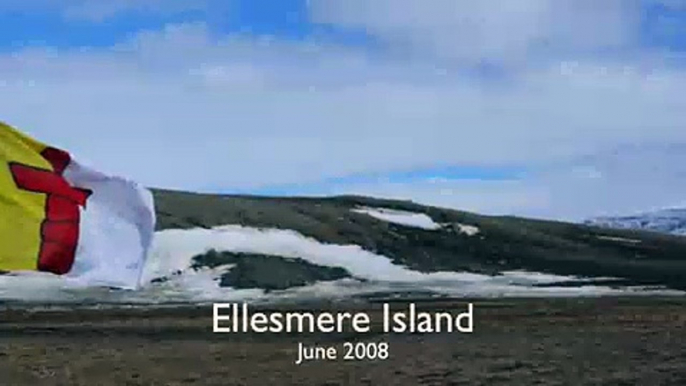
[9,147,92,274]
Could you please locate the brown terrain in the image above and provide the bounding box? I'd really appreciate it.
[1,296,685,385]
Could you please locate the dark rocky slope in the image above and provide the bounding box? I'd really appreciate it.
[152,189,686,291]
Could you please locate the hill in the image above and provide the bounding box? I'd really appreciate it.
[151,189,686,294]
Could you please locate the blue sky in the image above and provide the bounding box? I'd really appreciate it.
[2,1,684,55]
[1,0,686,220]
[0,0,375,49]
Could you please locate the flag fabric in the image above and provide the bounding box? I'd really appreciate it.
[0,121,155,289]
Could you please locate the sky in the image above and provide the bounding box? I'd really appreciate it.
[1,0,685,221]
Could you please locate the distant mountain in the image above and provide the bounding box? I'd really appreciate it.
[585,208,686,236]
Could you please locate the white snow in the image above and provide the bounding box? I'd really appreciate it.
[0,225,682,304]
[596,235,642,244]
[141,225,682,299]
[351,207,441,230]
[456,223,480,236]
[350,206,481,236]
[586,208,686,236]
[144,225,486,283]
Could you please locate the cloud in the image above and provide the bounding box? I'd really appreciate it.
[305,177,553,217]
[306,143,686,221]
[2,26,683,190]
[309,0,646,65]
[1,2,685,219]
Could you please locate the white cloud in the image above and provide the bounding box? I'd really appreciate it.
[309,0,643,65]
[316,144,686,221]
[289,177,553,217]
[1,2,685,219]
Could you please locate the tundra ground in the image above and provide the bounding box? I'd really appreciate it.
[1,297,685,385]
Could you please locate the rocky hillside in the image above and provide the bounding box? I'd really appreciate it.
[152,189,686,292]
[585,208,686,236]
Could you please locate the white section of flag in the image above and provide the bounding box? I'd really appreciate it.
[63,159,156,289]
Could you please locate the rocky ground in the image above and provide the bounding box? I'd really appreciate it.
[1,297,685,385]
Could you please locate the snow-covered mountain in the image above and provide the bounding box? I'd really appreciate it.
[585,208,686,236]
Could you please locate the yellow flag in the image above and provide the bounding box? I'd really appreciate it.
[0,121,57,271]
[0,122,156,289]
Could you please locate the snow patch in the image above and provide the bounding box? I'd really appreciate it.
[586,208,686,236]
[144,225,485,283]
[142,225,676,298]
[0,225,682,304]
[351,206,441,230]
[596,235,642,244]
[456,223,480,236]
